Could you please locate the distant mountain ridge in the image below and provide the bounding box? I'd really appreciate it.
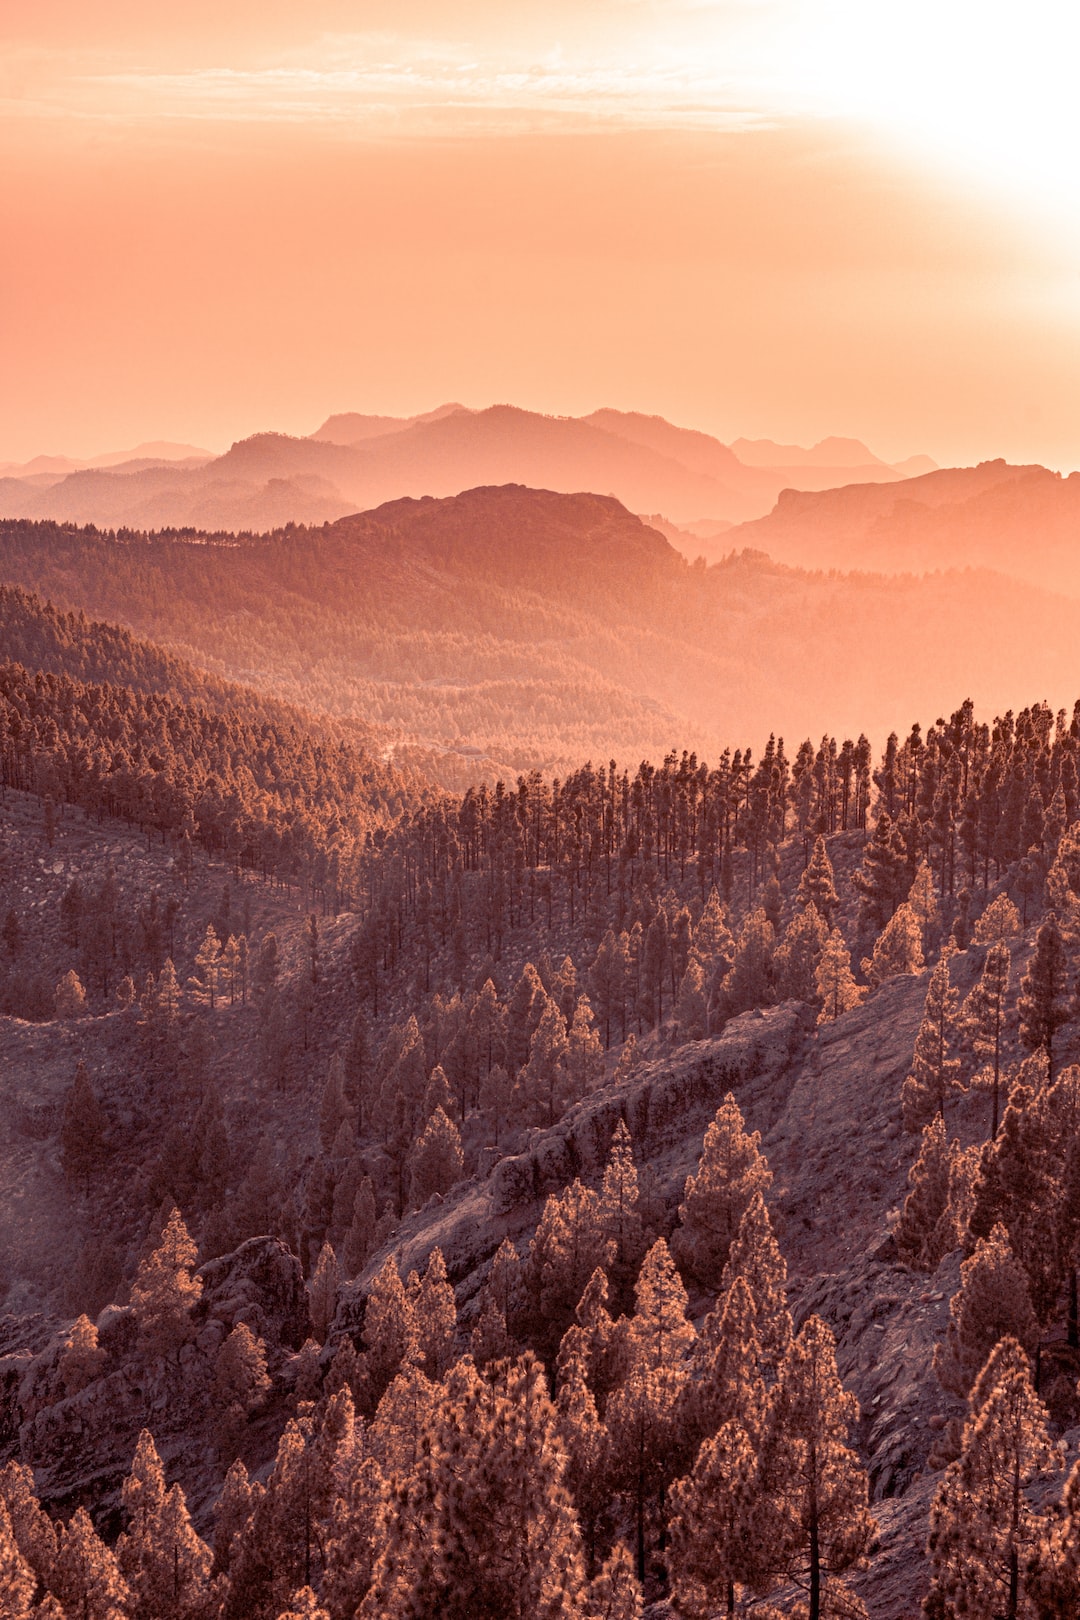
[0,403,934,532]
[1,481,1078,777]
[722,458,1080,594]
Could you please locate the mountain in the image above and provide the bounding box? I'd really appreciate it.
[731,434,891,468]
[722,458,1080,593]
[3,483,1080,779]
[0,405,936,532]
[0,440,214,478]
[311,403,468,442]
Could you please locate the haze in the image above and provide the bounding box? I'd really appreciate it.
[3,1,1080,467]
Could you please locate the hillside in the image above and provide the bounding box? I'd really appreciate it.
[3,651,1080,1616]
[2,489,1080,779]
[725,458,1080,593]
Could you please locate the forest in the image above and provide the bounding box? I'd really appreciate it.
[2,559,1080,1620]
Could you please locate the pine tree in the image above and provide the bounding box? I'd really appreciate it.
[212,1458,258,1578]
[604,1240,697,1581]
[926,1337,1056,1620]
[721,908,775,1017]
[368,1359,438,1482]
[363,1353,588,1620]
[514,995,572,1128]
[54,968,87,1019]
[862,901,924,987]
[901,946,962,1131]
[894,1117,965,1271]
[585,1541,642,1620]
[814,927,865,1025]
[506,961,546,1074]
[344,1177,378,1277]
[961,940,1012,1138]
[641,905,672,1027]
[359,1257,418,1414]
[628,1239,696,1374]
[254,931,279,997]
[764,1315,875,1620]
[0,1460,58,1598]
[797,836,839,924]
[1018,912,1070,1079]
[669,1419,772,1620]
[674,957,709,1041]
[407,1107,464,1209]
[563,995,604,1105]
[278,1589,330,1620]
[479,1063,514,1148]
[607,1357,685,1583]
[0,1499,34,1620]
[59,1314,106,1397]
[774,902,829,1005]
[973,892,1022,945]
[693,891,736,1029]
[718,1188,793,1376]
[907,857,941,956]
[321,1429,388,1620]
[215,1323,271,1460]
[555,1338,612,1576]
[525,1180,615,1354]
[672,1093,772,1291]
[852,809,909,933]
[60,1061,106,1196]
[308,1242,340,1343]
[590,929,629,1047]
[189,924,221,1009]
[598,1121,645,1312]
[422,1063,455,1122]
[413,1247,457,1379]
[1027,1454,1080,1618]
[684,1277,768,1465]
[130,1207,203,1364]
[935,1225,1039,1400]
[116,1430,212,1620]
[319,1058,354,1154]
[966,1065,1069,1325]
[52,1506,130,1620]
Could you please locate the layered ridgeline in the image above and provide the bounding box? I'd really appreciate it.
[0,403,924,532]
[725,456,1080,591]
[4,584,1080,1615]
[1,482,1078,778]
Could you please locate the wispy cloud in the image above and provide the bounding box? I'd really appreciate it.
[3,48,777,134]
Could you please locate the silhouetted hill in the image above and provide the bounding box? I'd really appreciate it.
[0,404,939,532]
[731,434,891,468]
[724,458,1080,592]
[311,403,468,442]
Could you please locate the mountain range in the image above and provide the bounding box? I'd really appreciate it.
[1,475,1076,780]
[0,405,931,533]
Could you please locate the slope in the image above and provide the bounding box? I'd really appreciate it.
[725,458,1080,594]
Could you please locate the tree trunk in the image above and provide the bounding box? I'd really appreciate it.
[809,1512,820,1620]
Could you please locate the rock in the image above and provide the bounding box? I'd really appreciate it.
[197,1236,310,1350]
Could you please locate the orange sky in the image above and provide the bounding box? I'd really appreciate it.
[3,1,1079,467]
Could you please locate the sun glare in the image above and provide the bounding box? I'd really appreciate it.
[766,0,1080,220]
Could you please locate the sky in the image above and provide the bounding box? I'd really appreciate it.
[2,1,1080,467]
